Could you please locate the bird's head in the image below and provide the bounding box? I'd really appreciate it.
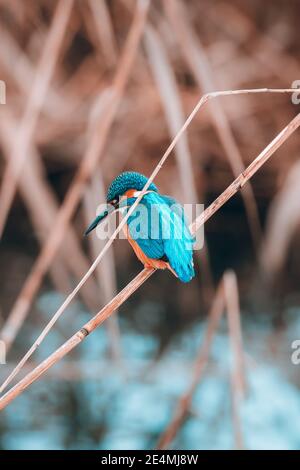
[84,171,158,235]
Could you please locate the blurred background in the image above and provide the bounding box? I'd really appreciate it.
[0,0,300,450]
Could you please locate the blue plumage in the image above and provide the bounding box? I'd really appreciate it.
[85,171,195,282]
[122,192,195,283]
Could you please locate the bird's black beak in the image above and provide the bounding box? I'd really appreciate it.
[84,201,117,236]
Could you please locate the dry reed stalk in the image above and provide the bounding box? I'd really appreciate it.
[144,25,214,302]
[87,0,118,68]
[0,0,150,360]
[84,171,122,364]
[223,270,245,449]
[223,270,246,397]
[163,0,262,248]
[0,88,297,396]
[0,0,74,237]
[145,27,197,205]
[0,115,101,349]
[157,281,225,450]
[0,114,71,294]
[0,107,299,408]
[0,112,99,286]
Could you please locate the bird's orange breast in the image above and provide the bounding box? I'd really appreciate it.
[123,224,170,271]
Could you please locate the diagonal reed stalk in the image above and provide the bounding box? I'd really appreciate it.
[224,270,245,450]
[0,0,74,238]
[0,114,71,294]
[0,88,298,397]
[0,106,299,409]
[0,112,101,325]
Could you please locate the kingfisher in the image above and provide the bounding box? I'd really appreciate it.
[85,172,195,282]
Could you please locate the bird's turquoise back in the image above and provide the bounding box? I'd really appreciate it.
[123,193,195,283]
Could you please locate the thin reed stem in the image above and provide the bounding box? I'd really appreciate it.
[224,270,245,449]
[0,0,74,237]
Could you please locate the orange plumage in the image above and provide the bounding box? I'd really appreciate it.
[122,223,171,271]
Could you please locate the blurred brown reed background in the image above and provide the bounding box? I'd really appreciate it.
[0,0,300,451]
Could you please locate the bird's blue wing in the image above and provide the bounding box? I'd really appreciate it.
[158,196,195,282]
[125,193,195,282]
[126,195,165,259]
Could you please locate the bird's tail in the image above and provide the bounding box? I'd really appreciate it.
[169,257,195,283]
